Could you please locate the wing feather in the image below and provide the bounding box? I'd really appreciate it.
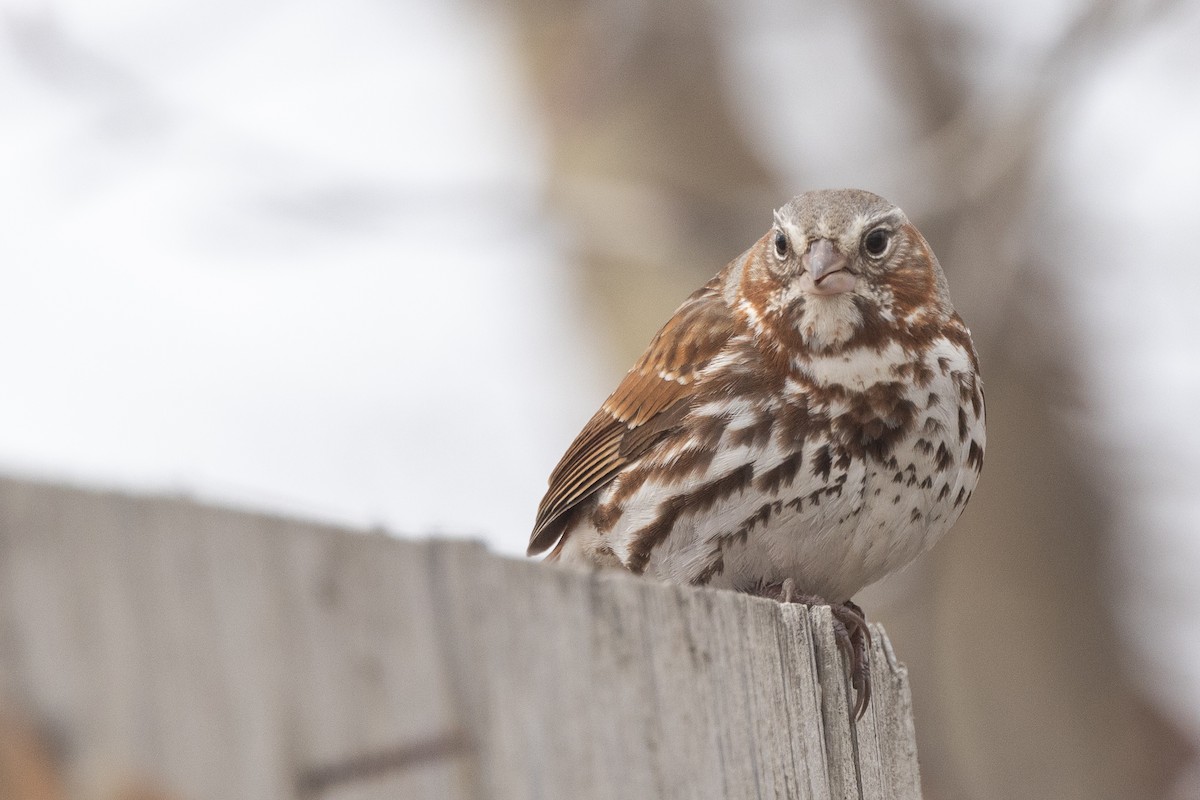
[528,271,742,556]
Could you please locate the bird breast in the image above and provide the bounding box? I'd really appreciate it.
[591,332,985,601]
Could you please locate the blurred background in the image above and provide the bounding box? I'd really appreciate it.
[2,0,1199,797]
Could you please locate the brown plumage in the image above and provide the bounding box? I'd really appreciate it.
[530,189,985,717]
[529,274,738,556]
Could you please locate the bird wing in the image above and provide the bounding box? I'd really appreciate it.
[528,273,740,556]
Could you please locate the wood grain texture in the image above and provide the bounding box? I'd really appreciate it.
[0,477,922,800]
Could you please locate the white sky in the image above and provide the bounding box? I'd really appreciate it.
[0,0,606,555]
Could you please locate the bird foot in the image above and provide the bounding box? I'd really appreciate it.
[750,580,872,720]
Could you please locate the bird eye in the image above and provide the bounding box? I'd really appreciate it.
[863,227,891,258]
[774,231,789,259]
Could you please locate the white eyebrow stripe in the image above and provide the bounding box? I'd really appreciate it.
[870,208,907,228]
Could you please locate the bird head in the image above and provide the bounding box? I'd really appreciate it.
[738,189,953,353]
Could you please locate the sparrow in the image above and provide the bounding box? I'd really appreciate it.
[529,189,985,718]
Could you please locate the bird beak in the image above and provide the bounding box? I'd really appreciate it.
[802,239,856,295]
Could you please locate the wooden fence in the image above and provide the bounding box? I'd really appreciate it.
[0,477,922,799]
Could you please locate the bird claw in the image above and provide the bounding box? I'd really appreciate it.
[750,582,872,720]
[831,600,872,721]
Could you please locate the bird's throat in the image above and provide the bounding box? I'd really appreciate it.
[795,293,862,352]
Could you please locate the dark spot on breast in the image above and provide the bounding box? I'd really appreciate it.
[611,443,715,505]
[915,438,934,456]
[937,484,950,501]
[626,464,754,573]
[920,476,932,489]
[861,418,886,442]
[609,468,651,505]
[591,500,622,532]
[967,440,984,471]
[935,442,952,472]
[823,381,920,463]
[954,487,967,507]
[755,451,803,493]
[911,508,922,522]
[958,406,969,441]
[927,392,940,408]
[690,556,724,585]
[735,501,778,540]
[729,415,775,449]
[691,412,732,449]
[912,360,935,386]
[811,445,833,481]
[938,356,951,373]
[674,447,719,481]
[776,393,814,448]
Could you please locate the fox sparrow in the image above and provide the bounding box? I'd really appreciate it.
[530,189,985,718]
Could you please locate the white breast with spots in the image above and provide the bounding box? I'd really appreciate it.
[667,335,982,601]
[558,333,984,602]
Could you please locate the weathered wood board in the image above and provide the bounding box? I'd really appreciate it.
[0,477,921,799]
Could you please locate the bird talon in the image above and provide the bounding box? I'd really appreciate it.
[749,584,873,719]
[830,599,872,720]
